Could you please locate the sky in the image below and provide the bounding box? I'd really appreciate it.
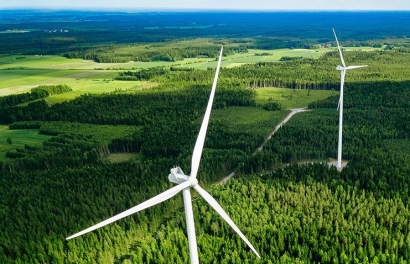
[2,0,410,11]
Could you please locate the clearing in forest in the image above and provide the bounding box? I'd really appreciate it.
[0,128,51,160]
[255,87,337,109]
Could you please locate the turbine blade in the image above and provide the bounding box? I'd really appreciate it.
[194,184,261,258]
[67,181,191,240]
[332,28,346,68]
[190,47,223,179]
[346,65,368,70]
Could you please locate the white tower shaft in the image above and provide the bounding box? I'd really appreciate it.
[183,188,199,264]
[337,70,346,169]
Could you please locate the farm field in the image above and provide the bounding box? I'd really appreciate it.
[0,45,371,98]
[0,127,51,160]
[184,47,381,69]
[43,79,155,104]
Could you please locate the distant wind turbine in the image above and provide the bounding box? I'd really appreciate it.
[332,28,367,169]
[66,47,260,264]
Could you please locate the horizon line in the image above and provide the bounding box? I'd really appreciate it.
[2,7,410,12]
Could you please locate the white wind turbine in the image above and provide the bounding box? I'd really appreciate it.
[66,47,260,263]
[332,28,367,169]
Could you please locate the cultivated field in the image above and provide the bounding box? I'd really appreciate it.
[0,45,370,99]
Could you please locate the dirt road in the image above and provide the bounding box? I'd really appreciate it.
[255,108,308,152]
[218,108,309,184]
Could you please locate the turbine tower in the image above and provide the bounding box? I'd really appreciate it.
[333,29,367,169]
[66,47,260,263]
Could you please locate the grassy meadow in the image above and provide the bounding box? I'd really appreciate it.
[0,126,52,160]
[254,87,338,109]
[212,107,290,137]
[104,153,141,163]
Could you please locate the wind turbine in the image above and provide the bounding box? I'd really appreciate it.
[332,28,367,169]
[66,47,260,263]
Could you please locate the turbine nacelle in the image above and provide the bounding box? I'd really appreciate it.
[336,65,345,71]
[168,167,198,186]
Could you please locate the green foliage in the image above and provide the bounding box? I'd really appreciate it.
[279,56,303,61]
[0,85,73,123]
[114,50,410,104]
[117,67,170,81]
[66,46,237,63]
[260,101,282,111]
[0,128,52,161]
[31,84,72,96]
[195,169,410,262]
[255,88,336,109]
[1,49,410,262]
[0,84,264,171]
[2,10,409,56]
[3,122,141,170]
[384,139,410,160]
[206,107,289,154]
[0,100,49,123]
[1,11,410,263]
[0,90,47,108]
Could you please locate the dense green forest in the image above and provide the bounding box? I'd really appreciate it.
[1,47,410,263]
[63,46,244,63]
[1,10,410,58]
[1,10,410,263]
[115,49,410,94]
[0,84,71,108]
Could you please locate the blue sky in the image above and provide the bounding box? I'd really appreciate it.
[2,0,410,10]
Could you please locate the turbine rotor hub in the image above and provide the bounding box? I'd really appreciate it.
[189,177,198,187]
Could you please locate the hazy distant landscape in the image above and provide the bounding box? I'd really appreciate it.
[1,10,410,263]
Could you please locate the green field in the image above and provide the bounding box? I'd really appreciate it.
[104,153,140,163]
[255,87,338,108]
[1,48,334,72]
[212,107,290,136]
[221,48,324,67]
[44,80,155,104]
[0,55,86,69]
[0,44,365,100]
[0,55,174,98]
[0,126,52,160]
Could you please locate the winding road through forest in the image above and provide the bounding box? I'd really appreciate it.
[255,108,308,153]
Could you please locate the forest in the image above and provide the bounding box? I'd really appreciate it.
[1,10,410,264]
[1,10,410,58]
